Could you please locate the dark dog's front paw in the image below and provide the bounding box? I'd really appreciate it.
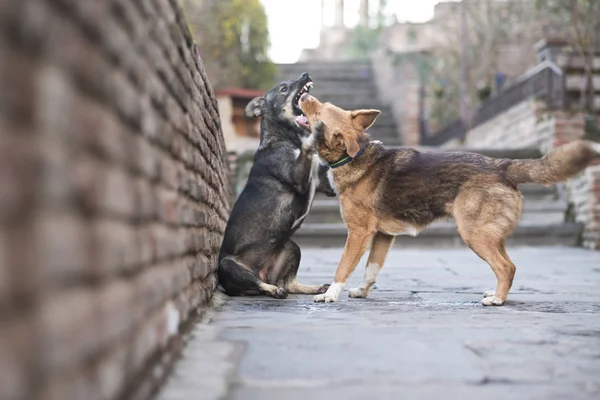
[312,120,326,134]
[317,283,331,294]
[273,287,289,299]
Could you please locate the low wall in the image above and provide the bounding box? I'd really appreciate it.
[0,0,230,399]
[459,100,600,249]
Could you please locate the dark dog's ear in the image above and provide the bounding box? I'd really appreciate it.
[351,109,381,130]
[245,97,265,118]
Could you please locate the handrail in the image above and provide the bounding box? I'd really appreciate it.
[423,62,565,146]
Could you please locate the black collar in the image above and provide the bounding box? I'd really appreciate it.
[328,141,379,169]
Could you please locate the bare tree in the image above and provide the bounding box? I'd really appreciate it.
[536,0,600,112]
[430,0,540,127]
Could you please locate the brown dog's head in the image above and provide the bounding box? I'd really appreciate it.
[299,94,380,163]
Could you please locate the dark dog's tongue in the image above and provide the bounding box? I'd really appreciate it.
[295,115,309,128]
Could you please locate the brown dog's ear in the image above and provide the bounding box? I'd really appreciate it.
[245,97,265,118]
[351,109,381,130]
[336,132,360,158]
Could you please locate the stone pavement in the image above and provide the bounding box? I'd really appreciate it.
[159,247,600,400]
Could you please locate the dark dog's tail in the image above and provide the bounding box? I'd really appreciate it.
[506,140,600,185]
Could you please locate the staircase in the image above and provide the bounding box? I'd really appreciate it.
[294,183,582,248]
[275,62,582,248]
[278,61,402,145]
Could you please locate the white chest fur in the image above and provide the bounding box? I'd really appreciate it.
[327,168,337,195]
[292,155,320,229]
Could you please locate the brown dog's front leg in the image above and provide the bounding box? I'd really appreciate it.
[313,228,375,303]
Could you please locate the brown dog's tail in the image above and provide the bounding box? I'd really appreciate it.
[506,140,600,185]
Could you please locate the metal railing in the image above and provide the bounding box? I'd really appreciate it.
[473,60,564,126]
[423,60,565,146]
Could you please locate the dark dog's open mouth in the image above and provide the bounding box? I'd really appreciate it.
[293,80,313,129]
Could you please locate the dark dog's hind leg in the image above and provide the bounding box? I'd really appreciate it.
[280,241,330,294]
[219,257,288,299]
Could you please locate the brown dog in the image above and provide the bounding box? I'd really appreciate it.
[299,93,600,306]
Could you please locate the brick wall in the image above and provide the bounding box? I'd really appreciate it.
[0,1,230,399]
[459,100,600,249]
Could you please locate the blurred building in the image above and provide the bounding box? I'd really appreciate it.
[298,0,541,145]
[215,88,263,154]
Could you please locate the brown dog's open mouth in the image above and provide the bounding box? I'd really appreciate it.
[293,81,313,129]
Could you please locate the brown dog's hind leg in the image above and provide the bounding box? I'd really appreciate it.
[465,237,516,306]
[454,185,520,306]
[348,232,395,299]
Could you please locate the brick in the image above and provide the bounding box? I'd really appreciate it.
[91,221,139,277]
[131,137,160,181]
[133,178,157,222]
[3,222,41,309]
[0,315,37,400]
[38,367,101,400]
[95,345,129,400]
[140,96,161,140]
[38,289,101,372]
[0,230,8,310]
[71,96,129,164]
[0,130,38,224]
[128,305,170,374]
[37,213,91,285]
[0,40,38,125]
[98,280,135,345]
[189,253,210,280]
[71,157,138,218]
[157,188,179,224]
[160,155,179,190]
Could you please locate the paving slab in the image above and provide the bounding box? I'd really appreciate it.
[159,247,600,400]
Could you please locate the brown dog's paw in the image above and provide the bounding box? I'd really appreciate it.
[481,295,505,306]
[273,287,289,299]
[348,287,368,298]
[317,283,331,294]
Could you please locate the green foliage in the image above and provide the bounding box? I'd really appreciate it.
[344,25,383,60]
[344,0,390,60]
[185,0,276,90]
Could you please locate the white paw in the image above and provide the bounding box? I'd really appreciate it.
[481,296,505,306]
[483,290,495,298]
[313,293,338,303]
[313,282,343,303]
[348,288,368,298]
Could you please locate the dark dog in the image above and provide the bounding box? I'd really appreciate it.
[299,93,600,305]
[218,73,335,298]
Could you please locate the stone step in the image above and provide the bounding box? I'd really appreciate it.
[309,92,381,103]
[279,62,372,77]
[293,221,582,248]
[278,61,402,145]
[304,198,570,225]
[306,97,390,110]
[280,70,374,81]
[309,85,378,95]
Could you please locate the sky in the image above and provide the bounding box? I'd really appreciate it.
[261,0,447,63]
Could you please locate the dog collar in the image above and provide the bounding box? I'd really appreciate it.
[328,140,381,169]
